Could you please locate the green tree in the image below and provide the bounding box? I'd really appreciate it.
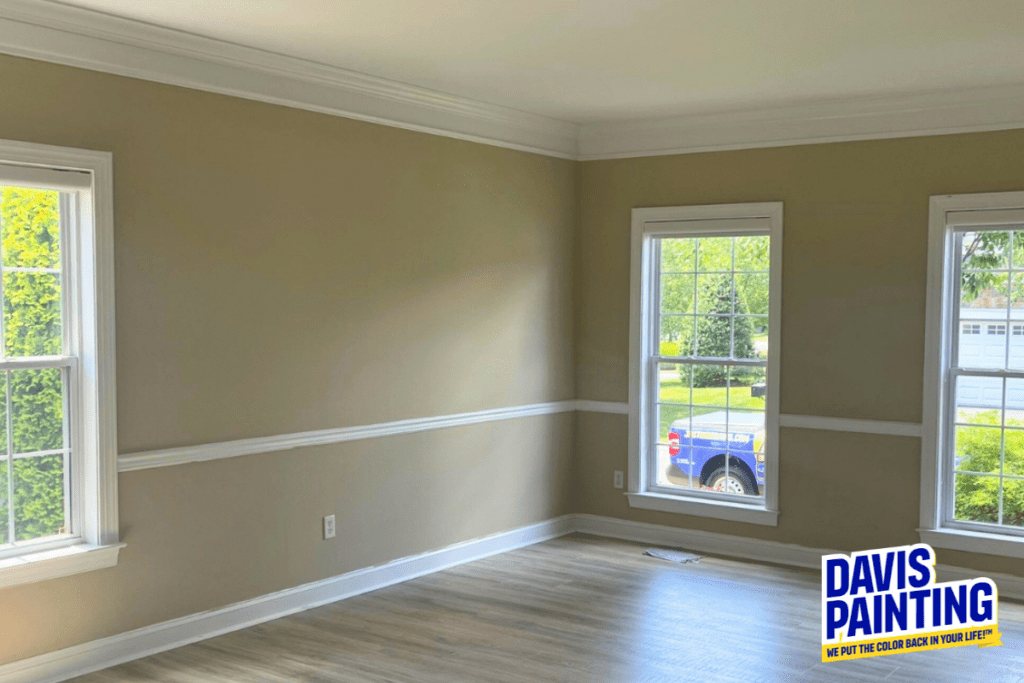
[734,236,769,324]
[659,239,697,344]
[659,236,769,348]
[961,231,1024,303]
[685,274,755,387]
[0,186,65,545]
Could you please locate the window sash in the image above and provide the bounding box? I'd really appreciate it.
[644,231,770,502]
[941,227,1024,535]
[654,355,766,366]
[943,366,1024,538]
[646,355,768,502]
[0,183,82,554]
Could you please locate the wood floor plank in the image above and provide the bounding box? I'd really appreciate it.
[67,534,1024,683]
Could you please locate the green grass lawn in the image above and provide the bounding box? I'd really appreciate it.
[658,375,765,440]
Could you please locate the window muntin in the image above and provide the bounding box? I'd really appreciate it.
[0,185,75,554]
[947,229,1024,533]
[647,231,771,502]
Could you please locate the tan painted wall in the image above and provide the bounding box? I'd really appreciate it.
[0,55,577,663]
[3,47,1024,667]
[575,130,1024,577]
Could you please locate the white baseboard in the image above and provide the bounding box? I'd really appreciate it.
[574,513,833,568]
[4,512,1022,683]
[936,564,1024,603]
[575,514,1024,601]
[0,515,575,683]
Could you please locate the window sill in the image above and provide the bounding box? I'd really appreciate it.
[626,492,779,526]
[919,527,1024,560]
[0,542,124,590]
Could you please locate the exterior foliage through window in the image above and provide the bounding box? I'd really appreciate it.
[0,186,69,546]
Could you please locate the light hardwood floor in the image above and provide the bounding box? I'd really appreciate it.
[71,534,1024,683]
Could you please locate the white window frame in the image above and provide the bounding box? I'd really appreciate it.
[922,191,1024,559]
[0,139,120,588]
[627,203,782,526]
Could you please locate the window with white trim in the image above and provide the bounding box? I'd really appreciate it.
[628,203,782,526]
[963,323,981,335]
[923,192,1024,558]
[0,140,119,587]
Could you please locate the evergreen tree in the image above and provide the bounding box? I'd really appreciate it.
[685,274,755,387]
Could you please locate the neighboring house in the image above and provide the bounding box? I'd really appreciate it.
[957,303,1024,410]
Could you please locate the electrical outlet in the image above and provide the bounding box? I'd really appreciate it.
[323,514,336,540]
[613,470,624,489]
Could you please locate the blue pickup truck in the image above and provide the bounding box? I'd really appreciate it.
[667,411,765,496]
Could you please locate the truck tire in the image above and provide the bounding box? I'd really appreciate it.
[705,465,758,496]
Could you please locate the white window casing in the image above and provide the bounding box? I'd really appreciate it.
[922,191,1024,558]
[628,203,782,526]
[0,139,120,588]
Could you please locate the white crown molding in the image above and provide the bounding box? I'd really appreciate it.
[577,84,1024,160]
[119,400,579,472]
[7,513,1019,683]
[2,2,1024,160]
[0,0,579,159]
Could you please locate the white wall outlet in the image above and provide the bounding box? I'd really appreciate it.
[613,470,624,489]
[323,514,336,540]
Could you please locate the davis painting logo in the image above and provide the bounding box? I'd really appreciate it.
[821,544,1001,662]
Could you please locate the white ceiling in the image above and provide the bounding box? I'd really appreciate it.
[48,0,1024,124]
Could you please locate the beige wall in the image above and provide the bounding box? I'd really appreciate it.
[4,48,1024,668]
[4,416,574,662]
[0,55,577,664]
[575,129,1024,577]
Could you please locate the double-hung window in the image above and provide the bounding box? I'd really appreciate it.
[923,191,1024,558]
[0,139,119,587]
[628,203,782,526]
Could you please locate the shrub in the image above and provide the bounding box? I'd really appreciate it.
[954,410,1024,526]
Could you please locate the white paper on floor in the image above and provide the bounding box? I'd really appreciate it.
[644,547,701,563]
